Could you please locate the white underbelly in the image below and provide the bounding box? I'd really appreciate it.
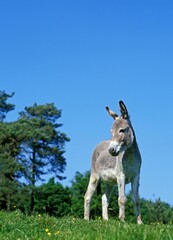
[100,169,118,183]
[100,168,135,185]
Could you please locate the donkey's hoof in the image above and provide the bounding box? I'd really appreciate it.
[118,218,125,223]
[137,216,143,225]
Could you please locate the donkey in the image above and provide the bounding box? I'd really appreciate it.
[84,101,142,224]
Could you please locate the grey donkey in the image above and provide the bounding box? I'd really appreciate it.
[84,101,142,224]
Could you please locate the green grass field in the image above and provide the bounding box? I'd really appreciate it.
[0,211,173,240]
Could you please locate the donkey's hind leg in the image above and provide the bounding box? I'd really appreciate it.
[131,175,143,224]
[84,173,99,220]
[102,184,114,220]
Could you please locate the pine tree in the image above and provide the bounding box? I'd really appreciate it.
[18,103,70,212]
[0,121,24,210]
[0,91,15,121]
[0,91,20,210]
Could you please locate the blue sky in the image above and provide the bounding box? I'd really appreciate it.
[0,1,173,205]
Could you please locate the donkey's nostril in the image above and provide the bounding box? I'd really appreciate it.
[108,146,119,156]
[109,146,115,155]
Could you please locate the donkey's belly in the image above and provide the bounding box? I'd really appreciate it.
[100,168,118,184]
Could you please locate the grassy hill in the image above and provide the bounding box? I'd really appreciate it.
[0,210,173,240]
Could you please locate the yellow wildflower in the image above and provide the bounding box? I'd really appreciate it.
[55,230,61,235]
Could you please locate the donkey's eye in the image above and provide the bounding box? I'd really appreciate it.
[119,128,126,133]
[119,127,129,133]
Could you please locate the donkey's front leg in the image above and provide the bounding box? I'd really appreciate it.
[84,174,99,220]
[117,174,126,222]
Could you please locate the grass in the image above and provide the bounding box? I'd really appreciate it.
[0,211,173,240]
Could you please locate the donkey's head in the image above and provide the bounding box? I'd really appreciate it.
[106,101,134,156]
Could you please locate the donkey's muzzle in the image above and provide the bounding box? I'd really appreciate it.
[108,146,119,156]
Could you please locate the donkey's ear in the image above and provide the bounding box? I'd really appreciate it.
[105,106,118,120]
[119,100,129,119]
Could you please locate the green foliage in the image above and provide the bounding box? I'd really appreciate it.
[0,91,15,121]
[140,198,173,224]
[16,103,70,212]
[70,171,89,217]
[0,211,173,240]
[18,103,70,184]
[0,121,25,210]
[0,91,70,213]
[14,186,31,213]
[34,178,71,217]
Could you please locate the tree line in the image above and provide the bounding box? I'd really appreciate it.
[0,90,69,212]
[0,90,173,224]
